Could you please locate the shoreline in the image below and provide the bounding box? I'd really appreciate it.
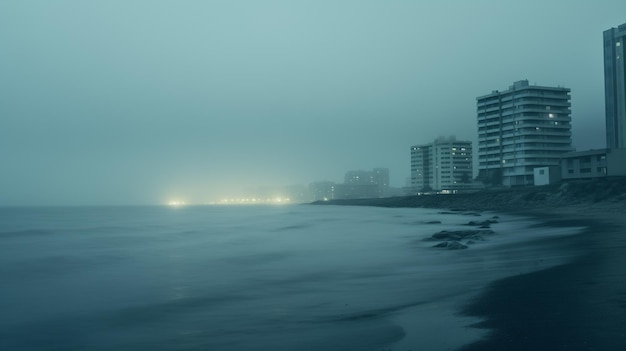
[315,190,626,350]
[457,205,626,351]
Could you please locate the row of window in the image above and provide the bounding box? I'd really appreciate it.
[566,167,607,174]
[479,118,571,127]
[480,135,571,143]
[479,111,571,121]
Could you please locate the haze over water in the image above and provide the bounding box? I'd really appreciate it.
[0,205,584,350]
[2,1,626,206]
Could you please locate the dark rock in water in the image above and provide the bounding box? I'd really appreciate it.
[466,240,476,245]
[431,230,486,241]
[463,212,482,216]
[424,220,442,224]
[479,224,491,229]
[467,220,498,226]
[432,231,452,239]
[428,229,493,247]
[467,235,484,241]
[447,241,468,250]
[492,216,499,219]
[432,241,468,249]
[438,211,456,215]
[450,208,468,212]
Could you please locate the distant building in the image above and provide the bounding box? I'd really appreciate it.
[337,168,390,199]
[332,183,379,199]
[604,23,626,149]
[344,170,375,186]
[560,148,626,180]
[477,80,573,186]
[410,136,473,192]
[308,181,336,201]
[372,168,390,197]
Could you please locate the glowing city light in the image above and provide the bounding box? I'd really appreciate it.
[216,196,292,205]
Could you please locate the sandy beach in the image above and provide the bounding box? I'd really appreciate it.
[316,181,626,350]
[458,204,626,350]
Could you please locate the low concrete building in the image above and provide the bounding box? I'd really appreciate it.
[533,166,562,186]
[560,148,626,180]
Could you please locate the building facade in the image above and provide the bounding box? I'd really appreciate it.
[533,166,561,186]
[410,137,472,192]
[308,181,336,201]
[560,148,626,180]
[604,23,626,149]
[477,80,573,186]
[339,168,390,199]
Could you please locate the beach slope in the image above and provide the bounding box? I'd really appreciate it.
[315,179,626,350]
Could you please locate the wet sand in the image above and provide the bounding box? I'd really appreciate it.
[316,196,626,350]
[458,204,626,351]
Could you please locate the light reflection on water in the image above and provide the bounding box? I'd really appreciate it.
[0,205,584,350]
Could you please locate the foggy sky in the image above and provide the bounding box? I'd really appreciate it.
[2,1,625,206]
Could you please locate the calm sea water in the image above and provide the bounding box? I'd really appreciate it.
[0,205,584,350]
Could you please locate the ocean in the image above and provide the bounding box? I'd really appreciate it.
[0,205,585,350]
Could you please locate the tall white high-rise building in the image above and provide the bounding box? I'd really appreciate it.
[410,137,472,192]
[604,23,626,149]
[477,80,572,186]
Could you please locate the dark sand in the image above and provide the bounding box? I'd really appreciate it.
[315,188,626,350]
[459,206,626,351]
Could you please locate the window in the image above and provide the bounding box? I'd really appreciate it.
[539,169,545,175]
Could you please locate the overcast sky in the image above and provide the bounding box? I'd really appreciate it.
[2,1,625,206]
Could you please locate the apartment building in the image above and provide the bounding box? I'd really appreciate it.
[410,137,472,192]
[477,80,573,186]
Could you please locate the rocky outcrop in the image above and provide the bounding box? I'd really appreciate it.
[429,229,494,241]
[427,226,494,250]
[466,220,498,227]
[423,220,442,224]
[432,241,468,250]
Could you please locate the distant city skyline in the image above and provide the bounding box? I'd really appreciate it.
[2,1,625,205]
